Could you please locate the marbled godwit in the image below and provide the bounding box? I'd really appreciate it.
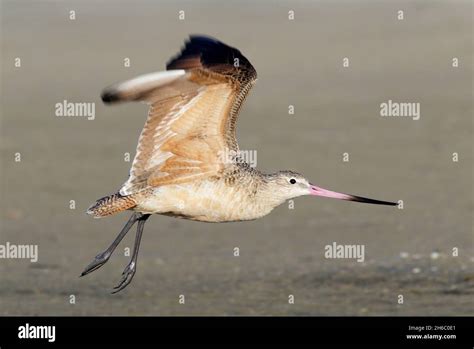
[82,35,396,293]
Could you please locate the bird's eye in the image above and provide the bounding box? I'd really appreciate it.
[289,178,296,184]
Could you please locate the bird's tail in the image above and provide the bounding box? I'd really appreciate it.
[86,192,137,218]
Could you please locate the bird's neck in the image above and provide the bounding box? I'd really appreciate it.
[223,166,288,218]
[258,174,289,208]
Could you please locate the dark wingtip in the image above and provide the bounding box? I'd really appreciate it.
[101,90,121,104]
[166,34,256,76]
[349,195,398,206]
[188,34,220,44]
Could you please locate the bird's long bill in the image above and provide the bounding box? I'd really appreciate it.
[309,185,397,206]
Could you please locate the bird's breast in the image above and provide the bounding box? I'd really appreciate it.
[134,179,273,222]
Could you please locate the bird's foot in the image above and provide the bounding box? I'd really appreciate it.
[80,251,111,277]
[111,261,136,294]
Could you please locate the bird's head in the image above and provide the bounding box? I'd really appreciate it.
[267,170,397,206]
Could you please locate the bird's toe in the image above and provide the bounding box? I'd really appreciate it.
[80,251,111,277]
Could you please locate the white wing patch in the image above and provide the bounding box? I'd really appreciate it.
[103,70,186,103]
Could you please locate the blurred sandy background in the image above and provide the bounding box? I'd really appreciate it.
[0,0,472,315]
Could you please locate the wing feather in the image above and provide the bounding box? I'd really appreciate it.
[101,36,257,195]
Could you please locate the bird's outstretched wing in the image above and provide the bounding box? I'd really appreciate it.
[101,35,257,195]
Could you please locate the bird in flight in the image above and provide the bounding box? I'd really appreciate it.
[81,35,396,293]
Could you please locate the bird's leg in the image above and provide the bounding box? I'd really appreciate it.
[80,212,143,277]
[112,214,150,294]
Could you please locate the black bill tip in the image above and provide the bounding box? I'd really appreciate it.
[349,195,398,206]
